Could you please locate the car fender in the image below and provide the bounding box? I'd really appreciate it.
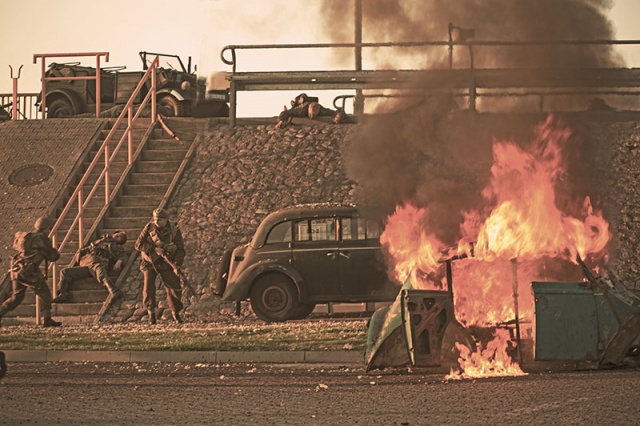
[222,261,307,302]
[157,88,187,102]
[44,89,85,113]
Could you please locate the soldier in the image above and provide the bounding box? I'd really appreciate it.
[275,93,347,128]
[52,231,127,304]
[135,208,186,324]
[0,217,61,327]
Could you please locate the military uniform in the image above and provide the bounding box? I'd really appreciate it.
[0,217,61,327]
[135,209,185,324]
[53,232,127,304]
[276,93,344,128]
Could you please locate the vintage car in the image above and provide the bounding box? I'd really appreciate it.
[38,51,229,118]
[218,204,400,322]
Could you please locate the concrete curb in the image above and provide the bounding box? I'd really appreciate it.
[2,350,364,364]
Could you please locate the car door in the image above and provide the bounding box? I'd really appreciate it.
[338,216,397,300]
[291,217,341,300]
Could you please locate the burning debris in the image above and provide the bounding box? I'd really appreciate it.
[324,1,638,377]
[364,116,640,377]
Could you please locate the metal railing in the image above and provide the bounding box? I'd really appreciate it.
[33,52,109,119]
[220,38,640,126]
[35,56,159,324]
[0,92,39,120]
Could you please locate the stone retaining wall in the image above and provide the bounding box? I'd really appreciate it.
[111,115,640,323]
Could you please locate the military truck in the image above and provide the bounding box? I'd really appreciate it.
[39,51,229,118]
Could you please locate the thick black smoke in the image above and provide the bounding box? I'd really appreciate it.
[321,0,621,245]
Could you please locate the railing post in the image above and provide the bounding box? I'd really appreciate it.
[104,142,110,203]
[151,63,157,123]
[96,55,102,117]
[78,188,84,249]
[38,57,46,119]
[128,110,133,164]
[229,80,237,128]
[51,234,58,298]
[10,65,23,121]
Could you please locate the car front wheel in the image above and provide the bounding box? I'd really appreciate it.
[250,274,299,322]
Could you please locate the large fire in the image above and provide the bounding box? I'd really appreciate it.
[380,116,611,378]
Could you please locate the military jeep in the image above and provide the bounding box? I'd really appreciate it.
[39,51,229,118]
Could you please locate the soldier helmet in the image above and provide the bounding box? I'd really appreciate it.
[112,230,127,244]
[152,208,169,219]
[294,93,309,105]
[34,216,54,232]
[307,102,320,119]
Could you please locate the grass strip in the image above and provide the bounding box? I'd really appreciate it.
[0,320,368,352]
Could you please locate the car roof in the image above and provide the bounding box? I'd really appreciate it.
[251,203,360,246]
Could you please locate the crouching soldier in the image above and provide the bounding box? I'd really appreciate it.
[53,231,127,304]
[0,217,61,327]
[135,208,186,324]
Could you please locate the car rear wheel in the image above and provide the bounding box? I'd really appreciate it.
[48,97,76,118]
[250,274,299,322]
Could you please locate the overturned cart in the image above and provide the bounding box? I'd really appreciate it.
[365,256,640,372]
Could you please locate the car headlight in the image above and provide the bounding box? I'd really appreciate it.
[181,81,191,91]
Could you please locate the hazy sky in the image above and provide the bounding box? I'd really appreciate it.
[1,0,639,117]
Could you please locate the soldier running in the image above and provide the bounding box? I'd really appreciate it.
[52,231,127,304]
[135,208,186,324]
[0,217,61,327]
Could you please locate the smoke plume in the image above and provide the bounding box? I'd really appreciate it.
[321,0,621,245]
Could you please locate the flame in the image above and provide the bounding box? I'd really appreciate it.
[445,328,527,380]
[380,203,443,285]
[380,115,611,378]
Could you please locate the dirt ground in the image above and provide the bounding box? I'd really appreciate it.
[1,361,639,425]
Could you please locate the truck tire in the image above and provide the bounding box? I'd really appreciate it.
[158,94,184,117]
[250,274,299,322]
[47,97,77,118]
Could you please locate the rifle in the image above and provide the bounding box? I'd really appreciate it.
[157,251,197,298]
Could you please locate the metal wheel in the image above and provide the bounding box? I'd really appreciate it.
[157,94,184,117]
[47,97,76,118]
[250,274,299,322]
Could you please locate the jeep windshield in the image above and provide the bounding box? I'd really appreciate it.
[139,51,188,73]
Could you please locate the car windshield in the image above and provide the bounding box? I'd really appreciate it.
[266,221,292,244]
[141,53,186,73]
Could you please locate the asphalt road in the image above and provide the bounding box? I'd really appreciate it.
[1,362,639,426]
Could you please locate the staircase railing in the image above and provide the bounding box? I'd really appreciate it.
[39,56,160,324]
[96,117,204,323]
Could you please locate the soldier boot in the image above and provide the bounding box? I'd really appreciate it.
[148,309,156,325]
[43,317,62,327]
[52,280,71,303]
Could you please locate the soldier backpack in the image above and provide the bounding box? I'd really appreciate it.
[12,231,35,255]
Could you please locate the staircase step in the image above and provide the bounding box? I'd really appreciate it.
[147,139,191,150]
[108,206,155,217]
[100,127,149,140]
[19,288,109,305]
[117,194,164,206]
[141,149,188,161]
[5,302,103,317]
[123,184,167,196]
[103,216,150,229]
[129,172,174,185]
[136,160,182,173]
